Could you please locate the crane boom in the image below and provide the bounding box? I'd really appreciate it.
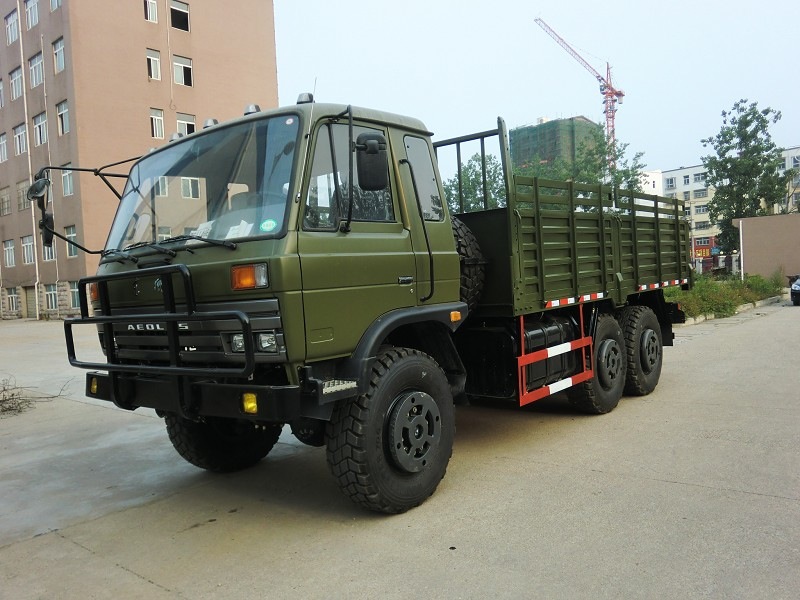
[534,18,625,167]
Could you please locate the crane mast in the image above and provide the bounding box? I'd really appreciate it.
[534,18,625,168]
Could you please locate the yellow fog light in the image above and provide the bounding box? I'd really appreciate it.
[89,377,98,394]
[242,393,258,414]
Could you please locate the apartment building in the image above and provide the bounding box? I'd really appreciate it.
[661,146,800,272]
[0,0,278,319]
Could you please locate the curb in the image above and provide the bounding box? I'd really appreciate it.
[676,295,785,327]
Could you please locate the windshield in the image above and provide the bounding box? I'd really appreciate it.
[105,114,300,252]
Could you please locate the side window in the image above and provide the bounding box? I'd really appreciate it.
[403,135,443,221]
[304,123,393,230]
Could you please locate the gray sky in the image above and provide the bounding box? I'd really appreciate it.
[273,0,799,172]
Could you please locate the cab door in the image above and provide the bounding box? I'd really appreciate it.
[298,122,417,361]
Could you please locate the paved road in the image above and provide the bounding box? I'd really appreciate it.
[1,301,798,599]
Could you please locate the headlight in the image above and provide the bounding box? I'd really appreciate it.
[231,332,278,353]
[792,283,800,291]
[257,333,277,352]
[231,333,245,352]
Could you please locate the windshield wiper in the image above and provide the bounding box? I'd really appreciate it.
[123,240,177,257]
[101,249,139,264]
[157,234,238,250]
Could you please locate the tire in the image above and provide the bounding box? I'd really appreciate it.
[618,305,663,396]
[451,216,485,312]
[165,414,282,473]
[793,297,800,306]
[326,348,455,514]
[568,314,626,414]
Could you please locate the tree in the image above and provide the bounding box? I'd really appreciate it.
[442,153,506,214]
[701,99,795,252]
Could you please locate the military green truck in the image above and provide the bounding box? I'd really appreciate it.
[30,95,691,513]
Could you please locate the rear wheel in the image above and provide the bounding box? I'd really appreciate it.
[618,305,663,396]
[165,415,282,472]
[326,348,454,513]
[568,314,626,414]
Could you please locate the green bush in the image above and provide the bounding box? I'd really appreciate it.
[663,270,783,319]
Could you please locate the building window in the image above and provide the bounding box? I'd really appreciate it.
[45,284,58,310]
[5,10,19,45]
[29,52,44,88]
[17,181,30,210]
[695,221,711,230]
[177,112,195,135]
[150,108,164,138]
[792,156,800,169]
[0,187,9,215]
[56,100,69,134]
[695,204,708,214]
[155,176,168,197]
[157,226,172,241]
[50,0,61,11]
[665,177,676,190]
[683,207,690,217]
[683,191,690,201]
[0,134,6,163]
[693,172,707,183]
[10,67,22,100]
[33,112,47,146]
[144,0,157,22]
[173,55,192,86]
[62,164,73,196]
[6,287,19,311]
[0,79,4,107]
[69,281,80,308]
[21,235,34,264]
[695,237,710,246]
[683,175,689,185]
[2,239,14,266]
[694,188,708,199]
[53,37,65,73]
[181,177,200,199]
[13,123,27,155]
[65,224,77,256]
[170,1,190,31]
[42,242,55,261]
[24,0,38,29]
[146,49,161,80]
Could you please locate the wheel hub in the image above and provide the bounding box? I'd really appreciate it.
[640,329,660,373]
[596,338,622,389]
[388,391,441,473]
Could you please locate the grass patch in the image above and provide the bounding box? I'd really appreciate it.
[664,271,784,319]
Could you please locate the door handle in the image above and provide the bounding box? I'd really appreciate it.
[398,276,414,285]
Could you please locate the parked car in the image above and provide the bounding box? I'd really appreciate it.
[791,277,800,306]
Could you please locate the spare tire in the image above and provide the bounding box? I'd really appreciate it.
[451,216,485,312]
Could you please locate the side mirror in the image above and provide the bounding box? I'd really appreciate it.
[39,212,55,247]
[27,177,50,211]
[355,133,388,191]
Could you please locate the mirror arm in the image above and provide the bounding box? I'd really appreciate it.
[41,224,103,255]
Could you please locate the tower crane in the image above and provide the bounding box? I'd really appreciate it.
[534,18,625,167]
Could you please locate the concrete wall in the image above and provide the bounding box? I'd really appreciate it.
[734,214,800,280]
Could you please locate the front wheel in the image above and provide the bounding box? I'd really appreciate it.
[326,348,455,513]
[568,314,627,414]
[165,415,282,473]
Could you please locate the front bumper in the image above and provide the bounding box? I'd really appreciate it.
[85,368,338,422]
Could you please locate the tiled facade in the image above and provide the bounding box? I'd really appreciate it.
[0,0,278,319]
